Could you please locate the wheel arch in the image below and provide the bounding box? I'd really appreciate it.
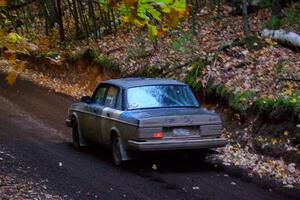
[70,112,79,126]
[109,127,134,161]
[110,127,121,145]
[70,112,87,147]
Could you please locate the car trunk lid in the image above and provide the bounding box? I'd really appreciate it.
[137,108,221,128]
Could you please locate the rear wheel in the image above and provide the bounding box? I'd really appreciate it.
[72,120,81,149]
[112,135,122,165]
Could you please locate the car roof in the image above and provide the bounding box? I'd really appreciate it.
[102,77,186,89]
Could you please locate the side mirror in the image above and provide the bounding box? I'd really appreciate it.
[81,96,92,103]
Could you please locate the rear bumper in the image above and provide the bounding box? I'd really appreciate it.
[65,118,72,127]
[128,138,228,151]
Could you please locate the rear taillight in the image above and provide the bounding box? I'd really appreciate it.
[153,132,163,138]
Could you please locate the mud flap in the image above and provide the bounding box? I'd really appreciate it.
[119,142,138,161]
[78,132,88,147]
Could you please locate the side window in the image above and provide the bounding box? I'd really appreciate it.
[115,90,122,110]
[92,86,107,105]
[104,86,119,108]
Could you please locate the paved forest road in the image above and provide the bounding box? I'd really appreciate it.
[0,74,296,200]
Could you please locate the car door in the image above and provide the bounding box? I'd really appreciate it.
[81,84,108,142]
[100,85,121,145]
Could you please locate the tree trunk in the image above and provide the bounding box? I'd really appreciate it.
[88,0,97,37]
[77,0,89,37]
[56,0,65,41]
[242,0,251,37]
[68,0,81,38]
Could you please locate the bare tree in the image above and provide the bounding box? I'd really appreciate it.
[56,0,65,41]
[242,0,251,37]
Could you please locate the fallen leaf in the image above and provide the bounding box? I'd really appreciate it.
[5,69,16,85]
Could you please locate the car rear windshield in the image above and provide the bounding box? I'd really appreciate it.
[126,85,199,110]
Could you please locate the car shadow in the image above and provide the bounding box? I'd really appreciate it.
[65,142,225,174]
[124,153,224,174]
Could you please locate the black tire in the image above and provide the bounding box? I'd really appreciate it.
[112,135,122,165]
[72,120,81,149]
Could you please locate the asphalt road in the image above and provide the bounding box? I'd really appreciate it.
[0,74,296,200]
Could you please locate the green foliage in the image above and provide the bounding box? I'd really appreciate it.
[184,58,206,90]
[228,90,255,113]
[267,15,281,29]
[290,91,300,120]
[46,51,59,58]
[84,48,99,59]
[65,48,120,72]
[94,54,120,72]
[171,30,193,53]
[266,7,300,30]
[7,32,22,44]
[215,85,231,100]
[255,91,300,120]
[282,7,300,29]
[29,50,58,59]
[257,0,272,8]
[255,97,274,114]
[99,0,187,38]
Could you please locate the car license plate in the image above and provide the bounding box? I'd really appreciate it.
[172,128,190,136]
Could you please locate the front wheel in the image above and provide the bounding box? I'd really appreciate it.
[112,135,123,165]
[72,121,81,149]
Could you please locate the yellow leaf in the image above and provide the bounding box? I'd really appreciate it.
[5,69,17,85]
[122,16,130,23]
[265,38,273,45]
[176,8,188,17]
[148,24,158,38]
[161,5,171,13]
[271,138,278,145]
[7,32,22,44]
[283,83,293,96]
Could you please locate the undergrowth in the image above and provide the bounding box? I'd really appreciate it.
[185,58,206,90]
[65,48,120,72]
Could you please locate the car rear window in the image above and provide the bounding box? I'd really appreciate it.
[126,85,199,110]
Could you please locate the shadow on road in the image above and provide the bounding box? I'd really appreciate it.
[66,142,224,173]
